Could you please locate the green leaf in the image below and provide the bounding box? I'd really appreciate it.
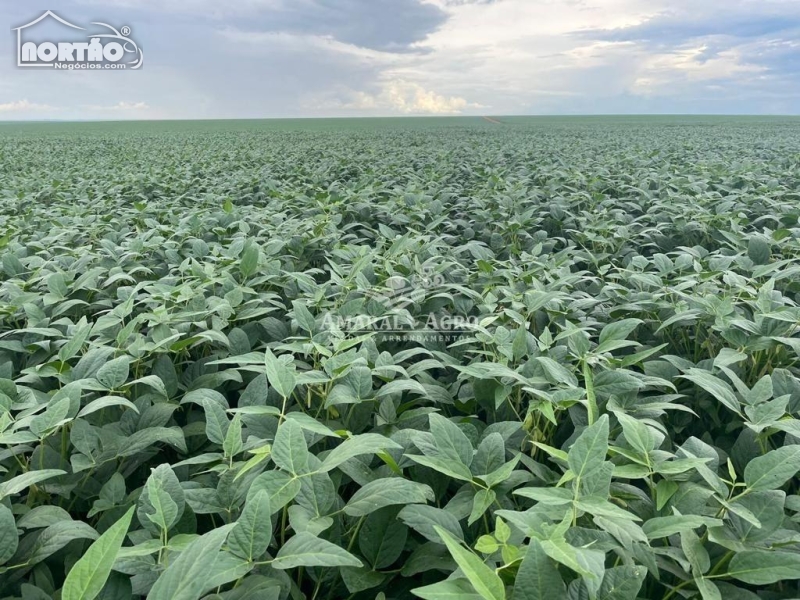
[744,445,800,491]
[147,524,236,600]
[727,550,800,585]
[655,480,678,511]
[568,414,609,485]
[340,567,387,595]
[360,509,407,570]
[413,579,485,600]
[223,413,244,459]
[408,454,474,481]
[59,318,91,362]
[202,399,230,445]
[468,489,496,526]
[344,478,435,517]
[0,504,18,565]
[62,506,135,600]
[27,521,98,566]
[271,532,362,569]
[694,577,721,600]
[0,469,66,499]
[271,419,309,475]
[319,434,401,472]
[139,464,184,534]
[680,370,741,416]
[96,357,131,390]
[429,413,473,466]
[597,565,646,600]
[642,515,721,539]
[513,538,565,600]
[615,412,654,456]
[599,319,642,345]
[747,236,771,265]
[228,490,272,562]
[249,470,301,514]
[77,396,139,418]
[434,526,505,600]
[495,518,510,544]
[398,505,464,544]
[264,349,296,399]
[239,241,260,278]
[292,300,317,335]
[729,490,784,542]
[681,529,710,575]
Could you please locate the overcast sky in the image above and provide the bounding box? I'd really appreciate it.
[2,0,800,119]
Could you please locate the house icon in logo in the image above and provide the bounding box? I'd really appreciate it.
[13,11,85,68]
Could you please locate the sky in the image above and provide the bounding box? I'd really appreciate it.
[2,0,800,120]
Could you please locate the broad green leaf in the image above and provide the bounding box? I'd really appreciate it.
[429,413,473,466]
[239,241,260,278]
[642,515,722,539]
[568,415,609,485]
[249,470,301,514]
[228,490,272,561]
[598,319,642,345]
[398,505,464,544]
[694,577,721,600]
[744,445,800,491]
[680,370,741,416]
[62,506,135,600]
[139,465,184,534]
[727,549,800,585]
[78,396,138,418]
[223,413,244,458]
[681,529,710,575]
[271,532,362,569]
[468,489,496,526]
[344,478,435,517]
[319,434,401,472]
[264,349,296,399]
[360,509,407,570]
[513,538,565,600]
[271,419,309,475]
[147,524,236,600]
[96,357,131,390]
[0,469,66,499]
[202,398,230,445]
[27,521,99,566]
[408,454,474,481]
[0,505,18,565]
[597,565,646,600]
[413,578,485,600]
[434,526,505,600]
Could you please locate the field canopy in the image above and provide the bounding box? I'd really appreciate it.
[1,116,800,599]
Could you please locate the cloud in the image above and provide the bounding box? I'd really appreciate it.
[630,45,767,95]
[308,79,484,114]
[81,0,446,51]
[380,80,483,113]
[85,101,150,110]
[0,99,57,112]
[7,0,800,117]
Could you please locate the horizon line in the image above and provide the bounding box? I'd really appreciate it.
[2,113,800,125]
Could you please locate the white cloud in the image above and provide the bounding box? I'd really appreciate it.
[217,28,404,64]
[85,101,150,111]
[631,45,767,95]
[308,79,484,114]
[380,79,483,113]
[0,99,57,113]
